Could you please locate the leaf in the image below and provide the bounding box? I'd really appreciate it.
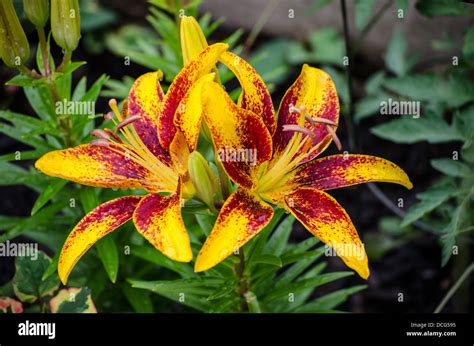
[31,179,67,215]
[402,183,457,226]
[371,115,463,144]
[440,195,471,266]
[263,214,295,256]
[251,254,282,267]
[121,283,153,313]
[383,73,474,108]
[13,251,60,303]
[415,0,466,17]
[355,0,376,31]
[6,74,45,87]
[291,285,367,312]
[276,250,325,288]
[262,272,353,303]
[463,27,474,60]
[454,104,474,141]
[129,244,193,277]
[24,84,56,122]
[96,236,119,283]
[128,277,225,312]
[385,29,408,76]
[396,0,409,14]
[431,158,471,178]
[51,288,96,313]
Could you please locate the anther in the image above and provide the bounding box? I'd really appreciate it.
[305,114,336,126]
[282,124,317,141]
[104,112,114,121]
[115,115,142,131]
[326,125,342,150]
[90,139,110,147]
[91,129,110,140]
[104,128,123,143]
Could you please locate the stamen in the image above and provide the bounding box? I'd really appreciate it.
[91,129,110,140]
[282,124,317,141]
[326,125,342,150]
[90,139,110,147]
[115,115,142,131]
[289,104,306,114]
[103,128,123,143]
[108,99,123,122]
[304,114,336,126]
[104,112,114,121]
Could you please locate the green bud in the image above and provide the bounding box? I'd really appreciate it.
[23,0,49,28]
[188,151,221,210]
[51,0,80,51]
[0,0,30,68]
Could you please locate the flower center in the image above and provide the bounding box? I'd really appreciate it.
[90,99,178,191]
[255,104,340,194]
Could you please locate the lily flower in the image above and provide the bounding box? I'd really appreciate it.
[35,43,228,284]
[194,54,413,279]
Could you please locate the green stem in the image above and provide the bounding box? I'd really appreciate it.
[243,0,280,57]
[37,26,51,76]
[340,0,357,152]
[17,65,41,79]
[235,250,249,312]
[434,262,474,313]
[353,0,392,55]
[57,50,72,72]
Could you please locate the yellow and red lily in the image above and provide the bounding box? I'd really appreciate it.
[194,54,413,279]
[35,43,228,284]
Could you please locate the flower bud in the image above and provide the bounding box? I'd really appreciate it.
[23,0,49,28]
[188,151,220,210]
[51,0,80,52]
[180,15,208,66]
[0,0,30,68]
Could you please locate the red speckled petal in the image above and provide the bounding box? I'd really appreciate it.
[158,43,228,150]
[219,51,276,134]
[290,154,413,191]
[128,71,172,165]
[202,81,272,189]
[284,188,369,279]
[273,65,339,162]
[35,144,163,190]
[58,196,142,284]
[195,189,274,272]
[133,180,192,262]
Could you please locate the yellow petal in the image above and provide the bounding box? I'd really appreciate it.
[219,51,276,134]
[58,196,142,284]
[159,43,228,150]
[201,81,273,189]
[284,188,369,279]
[195,189,274,272]
[291,154,413,190]
[128,70,172,164]
[133,180,192,262]
[35,145,161,190]
[174,73,215,151]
